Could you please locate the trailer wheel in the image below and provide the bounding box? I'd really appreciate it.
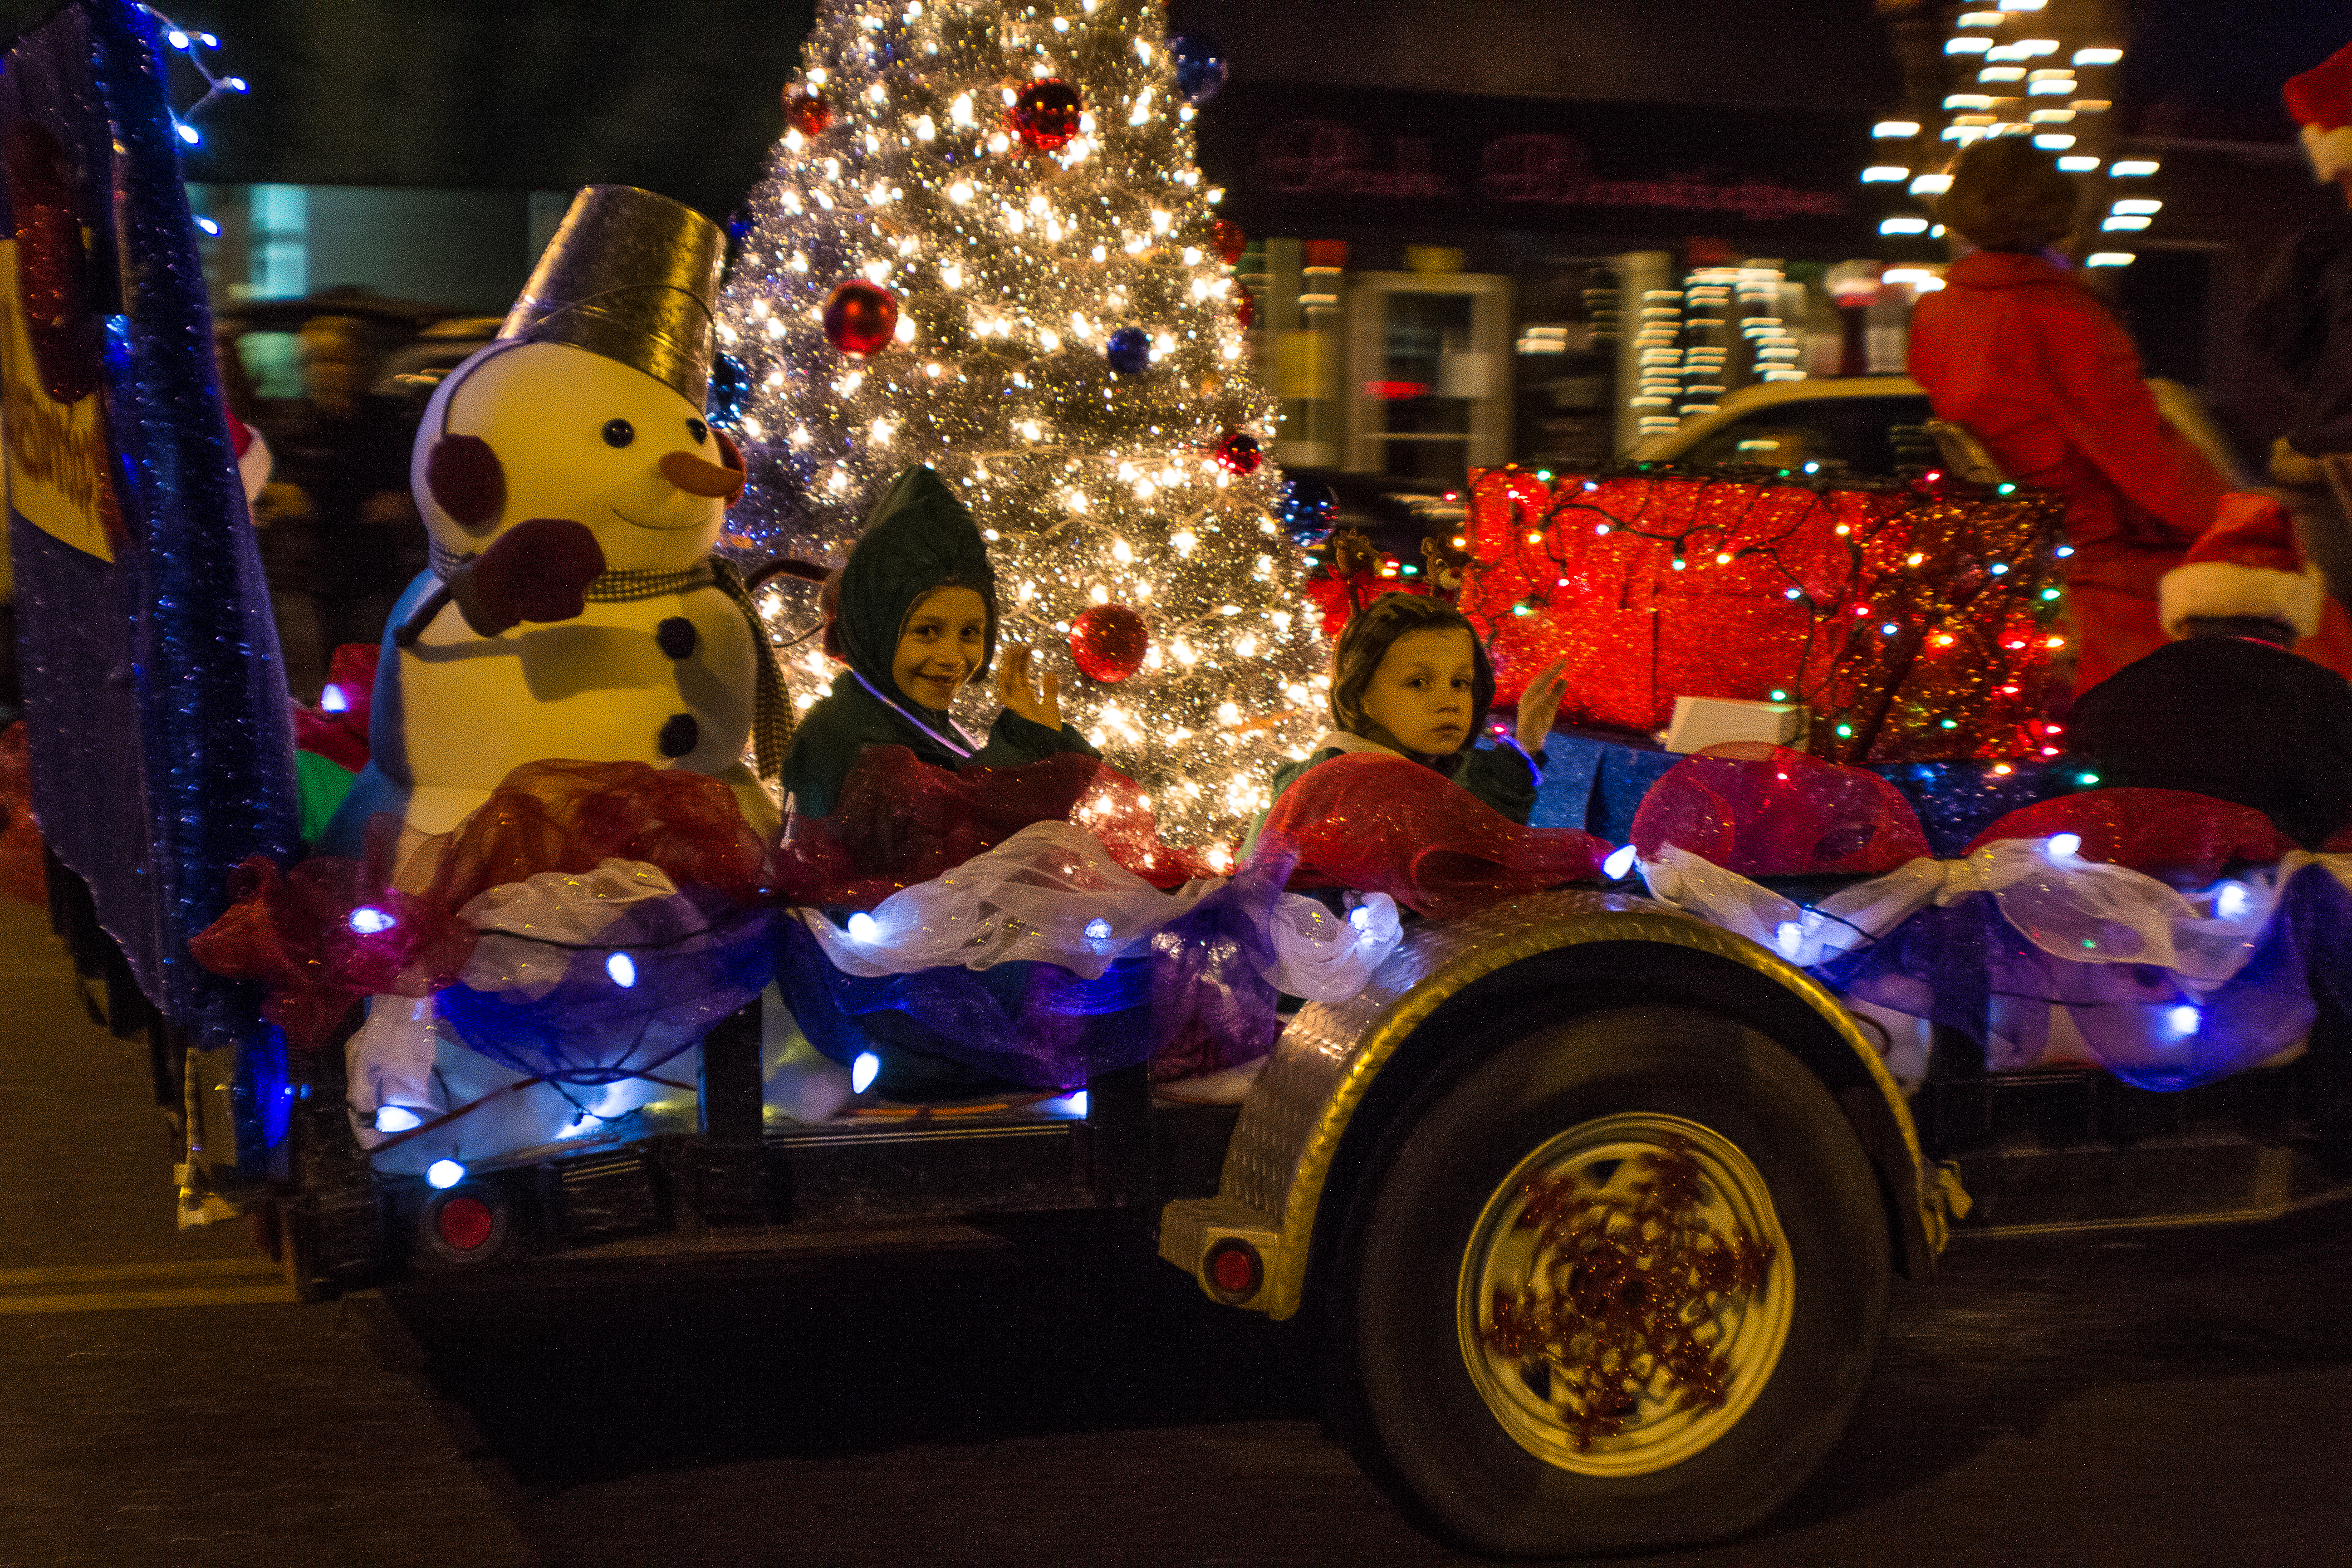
[1336,1004,1889,1558]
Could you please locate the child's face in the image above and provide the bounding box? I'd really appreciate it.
[1359,626,1478,755]
[892,586,988,709]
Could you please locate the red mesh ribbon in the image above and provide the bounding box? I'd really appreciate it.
[774,746,1216,907]
[292,642,379,772]
[1252,752,1609,918]
[191,760,771,1050]
[1965,788,2296,882]
[1631,743,1931,876]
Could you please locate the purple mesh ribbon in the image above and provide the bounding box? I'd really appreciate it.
[436,892,774,1087]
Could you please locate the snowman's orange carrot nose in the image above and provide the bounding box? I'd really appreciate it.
[660,450,746,501]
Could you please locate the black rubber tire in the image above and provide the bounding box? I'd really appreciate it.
[1336,1004,1891,1558]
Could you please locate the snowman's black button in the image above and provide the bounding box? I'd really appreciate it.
[657,714,699,758]
[656,617,698,659]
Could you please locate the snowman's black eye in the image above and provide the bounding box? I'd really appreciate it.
[602,418,635,448]
[686,417,708,445]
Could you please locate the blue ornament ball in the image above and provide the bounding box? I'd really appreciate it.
[1171,34,1227,105]
[1277,475,1338,544]
[707,352,750,428]
[1105,325,1151,375]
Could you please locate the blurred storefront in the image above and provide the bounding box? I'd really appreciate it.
[1196,83,1901,488]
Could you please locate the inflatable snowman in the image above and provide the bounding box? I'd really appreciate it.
[322,186,785,853]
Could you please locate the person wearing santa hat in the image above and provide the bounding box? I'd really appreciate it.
[2064,492,2352,850]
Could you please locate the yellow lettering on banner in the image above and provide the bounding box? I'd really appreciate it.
[0,238,116,563]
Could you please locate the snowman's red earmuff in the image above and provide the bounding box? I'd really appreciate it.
[423,338,529,530]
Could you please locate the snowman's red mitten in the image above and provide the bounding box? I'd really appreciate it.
[446,517,607,638]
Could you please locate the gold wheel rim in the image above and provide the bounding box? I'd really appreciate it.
[1457,1112,1794,1477]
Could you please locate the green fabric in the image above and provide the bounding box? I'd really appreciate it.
[295,750,358,846]
[835,466,998,691]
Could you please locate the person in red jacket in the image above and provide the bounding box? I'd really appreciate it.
[1907,136,2232,693]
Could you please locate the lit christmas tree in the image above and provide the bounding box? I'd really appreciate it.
[716,0,1321,855]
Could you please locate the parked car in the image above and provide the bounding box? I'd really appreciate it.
[1636,373,2255,490]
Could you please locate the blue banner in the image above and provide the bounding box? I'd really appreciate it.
[0,1,298,1162]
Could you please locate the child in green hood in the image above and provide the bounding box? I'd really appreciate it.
[779,466,1099,819]
[1253,593,1566,849]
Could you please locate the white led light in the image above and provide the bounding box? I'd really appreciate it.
[848,911,880,942]
[2073,46,2122,65]
[2033,133,2075,149]
[1945,36,1992,54]
[1602,844,1638,880]
[2046,833,2082,859]
[348,906,396,935]
[2166,1004,2201,1037]
[426,1160,466,1190]
[1872,120,1921,138]
[2084,251,2135,267]
[1084,917,1112,940]
[2057,155,2101,172]
[2102,214,2151,230]
[2109,159,2159,176]
[2111,198,2161,215]
[1861,166,1908,183]
[851,1051,881,1093]
[606,951,637,988]
[374,1106,423,1134]
[1879,216,1930,234]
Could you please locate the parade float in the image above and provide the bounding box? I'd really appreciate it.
[7,0,2352,1559]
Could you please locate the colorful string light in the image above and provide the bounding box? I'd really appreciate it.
[1455,464,2070,764]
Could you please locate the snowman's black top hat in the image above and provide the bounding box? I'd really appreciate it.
[498,185,725,407]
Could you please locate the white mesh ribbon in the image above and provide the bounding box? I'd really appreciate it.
[798,819,1401,1001]
[1980,838,2279,985]
[457,859,686,1000]
[1640,836,2284,991]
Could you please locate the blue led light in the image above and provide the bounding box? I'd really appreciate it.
[426,1160,466,1190]
[2166,1004,2200,1037]
[848,911,879,942]
[348,906,396,935]
[2046,833,2081,859]
[606,951,637,988]
[1602,844,1638,880]
[374,1105,422,1133]
[1084,917,1112,940]
[852,1051,881,1093]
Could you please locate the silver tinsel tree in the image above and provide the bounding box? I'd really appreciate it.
[719,0,1323,857]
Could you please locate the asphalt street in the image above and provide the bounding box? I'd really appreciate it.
[4,891,2350,1567]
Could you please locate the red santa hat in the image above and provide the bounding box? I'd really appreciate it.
[2158,491,2325,639]
[2284,40,2352,184]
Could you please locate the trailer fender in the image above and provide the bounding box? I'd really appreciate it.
[1160,890,1950,1318]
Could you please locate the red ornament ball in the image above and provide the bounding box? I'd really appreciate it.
[1233,286,1256,330]
[784,87,832,136]
[1213,430,1264,476]
[822,279,900,356]
[1210,218,1246,267]
[1009,78,1084,152]
[1070,604,1150,683]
